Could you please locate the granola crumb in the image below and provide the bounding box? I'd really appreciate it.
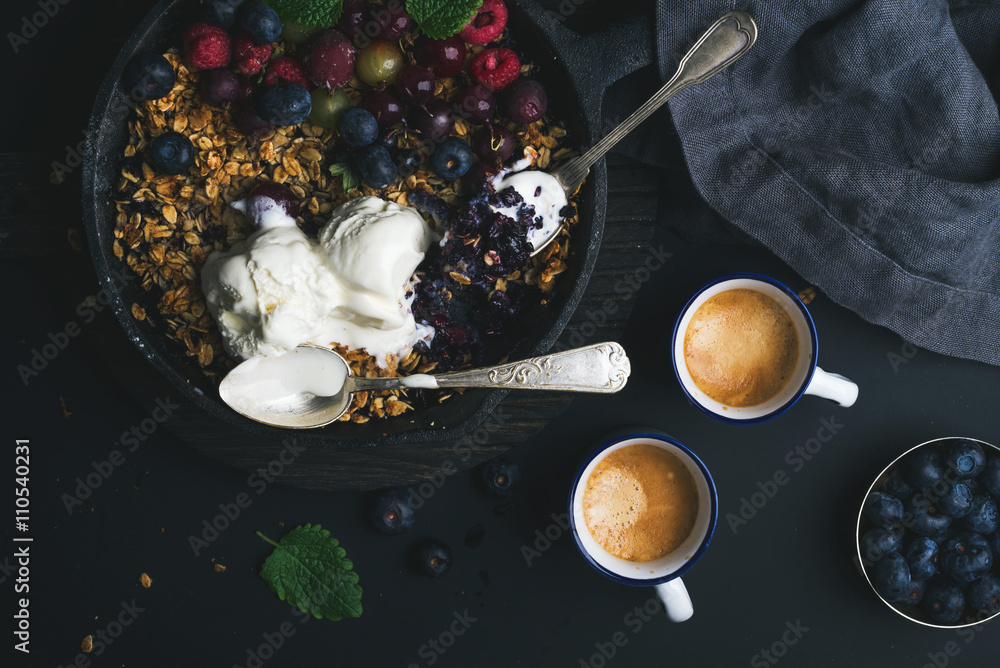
[798,287,818,305]
[213,564,227,573]
[59,396,71,419]
[140,572,152,588]
[81,635,93,653]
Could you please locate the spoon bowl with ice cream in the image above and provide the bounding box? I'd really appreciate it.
[219,341,631,429]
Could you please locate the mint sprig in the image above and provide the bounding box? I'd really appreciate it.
[265,0,344,28]
[407,0,483,39]
[330,163,360,193]
[257,524,362,621]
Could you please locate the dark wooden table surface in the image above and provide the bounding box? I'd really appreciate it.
[6,1,1000,667]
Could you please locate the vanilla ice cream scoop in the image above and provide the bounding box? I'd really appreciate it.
[202,195,437,366]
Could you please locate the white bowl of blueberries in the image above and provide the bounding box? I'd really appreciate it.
[856,437,1000,627]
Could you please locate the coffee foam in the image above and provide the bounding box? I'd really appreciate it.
[683,289,799,408]
[582,444,699,563]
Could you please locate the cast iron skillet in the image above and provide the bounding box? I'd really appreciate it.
[82,0,653,449]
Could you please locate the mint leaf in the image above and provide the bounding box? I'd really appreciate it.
[330,163,360,192]
[257,524,362,621]
[265,0,344,28]
[407,0,483,39]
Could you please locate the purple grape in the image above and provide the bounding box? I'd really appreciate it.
[378,3,414,40]
[455,84,495,124]
[306,29,356,90]
[337,0,368,40]
[365,89,405,127]
[412,98,454,142]
[504,78,547,124]
[396,64,435,106]
[200,68,240,107]
[472,124,514,162]
[413,36,466,78]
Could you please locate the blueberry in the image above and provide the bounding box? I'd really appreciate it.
[980,455,1000,498]
[396,148,423,177]
[875,552,911,602]
[905,492,953,538]
[967,573,1000,617]
[962,495,998,534]
[410,538,452,577]
[257,82,312,126]
[884,469,914,501]
[901,448,946,490]
[945,440,986,478]
[238,1,282,45]
[376,130,399,151]
[369,488,414,535]
[122,53,175,101]
[904,537,939,580]
[203,0,244,29]
[940,532,993,584]
[924,580,965,624]
[430,137,474,180]
[864,492,904,528]
[148,131,195,174]
[938,482,974,519]
[903,579,927,606]
[989,531,1000,557]
[860,527,902,562]
[356,145,397,189]
[338,107,379,147]
[480,457,522,497]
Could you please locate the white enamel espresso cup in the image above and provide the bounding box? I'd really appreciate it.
[569,432,718,622]
[672,273,859,424]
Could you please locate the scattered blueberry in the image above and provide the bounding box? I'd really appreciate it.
[989,530,1000,556]
[480,457,522,497]
[375,130,399,151]
[203,0,245,29]
[967,573,1000,616]
[148,131,195,174]
[904,537,939,580]
[338,107,379,147]
[238,1,282,45]
[410,538,453,578]
[901,448,946,491]
[962,495,998,534]
[945,440,986,478]
[860,527,902,562]
[430,137,474,180]
[369,488,415,535]
[123,53,176,101]
[924,581,965,624]
[257,82,312,125]
[937,482,974,519]
[905,492,953,538]
[864,492,905,528]
[875,552,911,602]
[356,144,397,189]
[980,455,1000,498]
[884,469,914,500]
[407,189,450,226]
[940,532,993,584]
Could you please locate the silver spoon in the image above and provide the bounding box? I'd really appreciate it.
[530,10,758,256]
[220,342,631,429]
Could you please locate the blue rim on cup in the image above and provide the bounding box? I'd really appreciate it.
[568,431,718,622]
[671,273,858,424]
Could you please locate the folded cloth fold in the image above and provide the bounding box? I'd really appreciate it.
[610,0,1000,365]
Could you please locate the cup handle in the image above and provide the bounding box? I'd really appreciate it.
[803,367,858,407]
[654,578,693,622]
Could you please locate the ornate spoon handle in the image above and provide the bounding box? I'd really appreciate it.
[551,10,758,195]
[431,342,631,393]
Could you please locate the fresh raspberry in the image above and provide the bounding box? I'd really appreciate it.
[183,22,231,70]
[460,0,508,45]
[232,34,273,76]
[469,48,520,91]
[264,57,308,87]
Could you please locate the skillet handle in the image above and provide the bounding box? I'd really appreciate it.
[0,152,79,258]
[515,0,654,123]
